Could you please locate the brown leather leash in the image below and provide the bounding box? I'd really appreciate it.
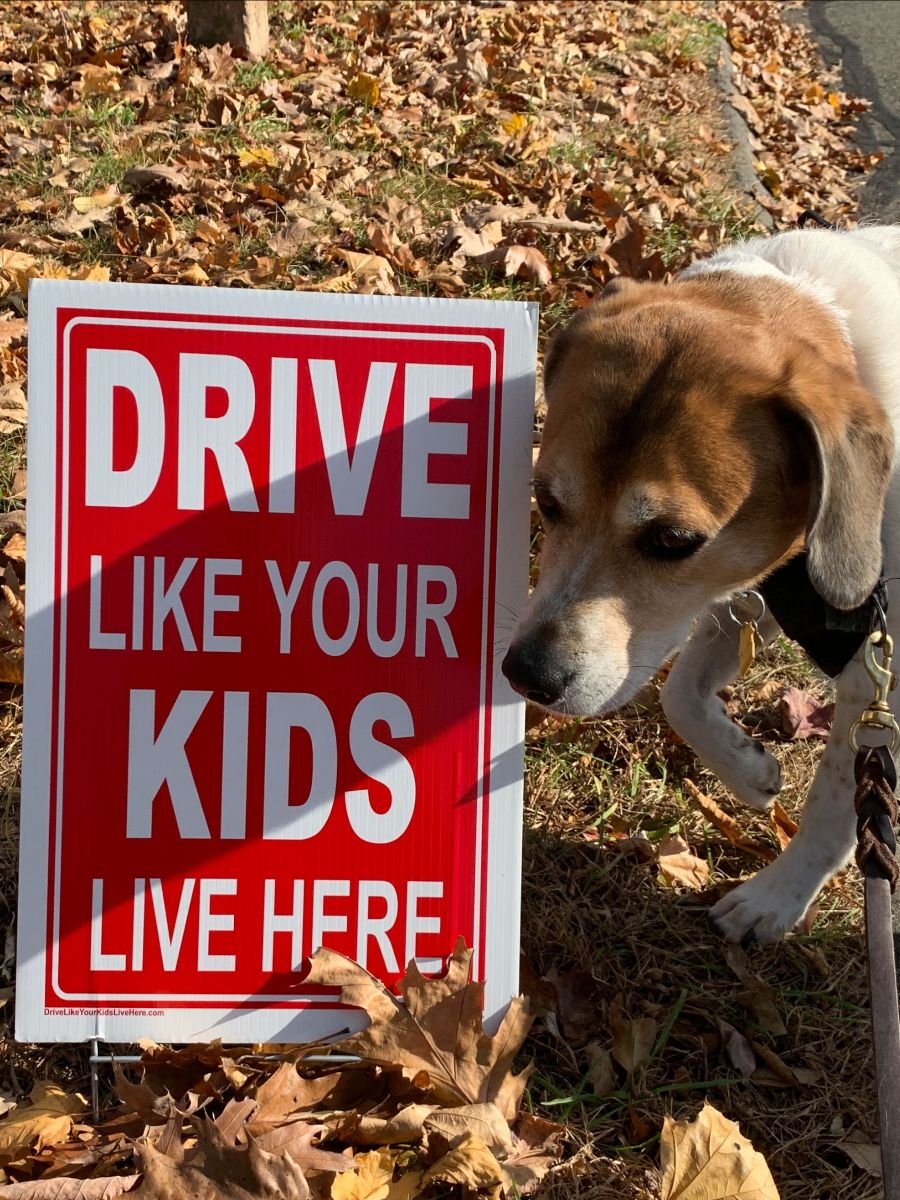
[848,611,900,1198]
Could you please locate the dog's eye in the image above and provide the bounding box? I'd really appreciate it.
[637,525,707,560]
[533,482,563,524]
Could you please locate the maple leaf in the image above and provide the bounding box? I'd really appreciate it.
[659,1102,780,1200]
[0,1082,87,1156]
[136,1120,311,1200]
[304,937,533,1119]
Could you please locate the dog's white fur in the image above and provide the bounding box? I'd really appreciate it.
[675,227,900,941]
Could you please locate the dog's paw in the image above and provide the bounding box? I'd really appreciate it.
[710,739,782,812]
[709,871,811,944]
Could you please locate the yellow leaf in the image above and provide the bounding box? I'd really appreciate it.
[803,82,824,104]
[423,1132,504,1194]
[72,186,119,213]
[78,63,121,96]
[827,91,842,112]
[181,263,210,285]
[0,1081,87,1154]
[238,145,277,169]
[72,264,111,283]
[660,1103,780,1200]
[348,72,381,106]
[332,1149,392,1200]
[502,113,528,136]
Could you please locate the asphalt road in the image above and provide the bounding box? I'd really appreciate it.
[808,0,900,221]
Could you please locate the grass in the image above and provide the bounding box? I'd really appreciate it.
[0,1,881,1196]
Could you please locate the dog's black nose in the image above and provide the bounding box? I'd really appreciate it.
[501,629,572,707]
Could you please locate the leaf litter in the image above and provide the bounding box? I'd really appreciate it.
[0,1,887,1198]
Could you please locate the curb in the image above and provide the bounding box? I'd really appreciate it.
[712,37,775,230]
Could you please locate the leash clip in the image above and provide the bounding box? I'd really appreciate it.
[849,629,900,755]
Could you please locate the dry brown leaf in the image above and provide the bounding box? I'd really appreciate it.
[586,1043,616,1097]
[657,835,710,890]
[0,649,23,684]
[769,802,798,851]
[501,244,552,287]
[610,1014,657,1076]
[659,1102,780,1199]
[304,938,532,1119]
[780,688,834,739]
[422,1131,504,1194]
[351,1103,437,1146]
[181,263,210,286]
[724,944,787,1037]
[1,1178,139,1198]
[838,1134,882,1178]
[122,165,189,194]
[717,1020,757,1079]
[136,1121,311,1200]
[3,533,25,565]
[250,1119,351,1173]
[0,1082,88,1156]
[424,1102,513,1157]
[252,1063,340,1123]
[503,1112,566,1195]
[683,779,776,862]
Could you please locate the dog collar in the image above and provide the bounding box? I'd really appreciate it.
[760,552,888,678]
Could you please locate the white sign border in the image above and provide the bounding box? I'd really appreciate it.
[17,280,537,1043]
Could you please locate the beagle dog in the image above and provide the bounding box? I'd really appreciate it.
[503,226,900,943]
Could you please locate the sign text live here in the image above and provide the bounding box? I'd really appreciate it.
[17,283,536,1042]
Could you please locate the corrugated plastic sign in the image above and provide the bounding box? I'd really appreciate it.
[17,281,536,1042]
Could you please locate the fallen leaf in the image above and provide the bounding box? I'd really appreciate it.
[136,1121,310,1200]
[838,1134,882,1177]
[657,835,710,890]
[724,944,787,1037]
[424,1102,513,1157]
[501,244,551,286]
[181,263,210,285]
[1,1179,139,1198]
[348,73,381,106]
[304,938,533,1119]
[351,1103,437,1146]
[422,1131,504,1193]
[503,1112,565,1195]
[238,145,277,169]
[122,165,189,194]
[252,1063,340,1122]
[548,969,604,1044]
[0,1082,88,1156]
[332,1148,392,1200]
[780,688,834,739]
[769,802,798,851]
[610,997,657,1076]
[717,1019,757,1078]
[683,779,776,863]
[659,1102,780,1199]
[72,186,119,213]
[586,1043,616,1096]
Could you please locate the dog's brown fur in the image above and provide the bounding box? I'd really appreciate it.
[509,272,893,717]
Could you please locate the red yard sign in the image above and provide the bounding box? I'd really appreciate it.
[17,281,536,1042]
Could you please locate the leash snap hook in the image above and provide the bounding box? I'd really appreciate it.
[849,630,900,755]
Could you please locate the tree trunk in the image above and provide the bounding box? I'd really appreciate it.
[185,0,269,60]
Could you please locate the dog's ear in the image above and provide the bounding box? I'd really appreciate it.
[780,346,894,610]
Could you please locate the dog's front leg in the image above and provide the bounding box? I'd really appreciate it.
[661,602,783,810]
[709,653,869,943]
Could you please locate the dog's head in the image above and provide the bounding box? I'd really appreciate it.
[503,274,894,716]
